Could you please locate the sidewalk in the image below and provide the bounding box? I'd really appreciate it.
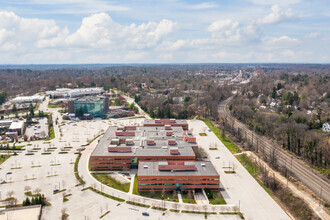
[128,174,135,195]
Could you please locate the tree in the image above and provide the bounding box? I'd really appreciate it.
[34,188,42,195]
[75,107,84,118]
[29,103,34,116]
[0,91,6,105]
[6,190,14,199]
[24,185,31,193]
[12,104,17,113]
[23,197,31,206]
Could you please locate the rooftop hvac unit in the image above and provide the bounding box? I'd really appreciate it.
[201,163,206,167]
[144,165,149,169]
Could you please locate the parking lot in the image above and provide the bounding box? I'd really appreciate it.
[25,118,48,139]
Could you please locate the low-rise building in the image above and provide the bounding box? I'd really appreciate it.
[9,120,25,135]
[68,96,109,118]
[10,95,44,104]
[137,161,220,191]
[90,125,197,171]
[46,87,104,98]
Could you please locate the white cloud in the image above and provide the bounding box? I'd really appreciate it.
[304,32,319,39]
[259,5,295,24]
[282,49,295,57]
[66,13,176,49]
[0,11,177,63]
[188,2,218,10]
[0,11,67,51]
[266,36,301,48]
[248,0,301,6]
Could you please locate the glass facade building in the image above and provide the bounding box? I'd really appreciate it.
[74,97,106,116]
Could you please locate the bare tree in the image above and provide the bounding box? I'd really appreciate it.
[24,185,31,193]
[6,191,14,198]
[34,188,42,195]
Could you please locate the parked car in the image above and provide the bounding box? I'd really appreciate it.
[215,156,220,159]
[53,189,59,193]
[6,172,12,175]
[142,212,149,216]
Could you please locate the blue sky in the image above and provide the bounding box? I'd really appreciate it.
[0,0,329,63]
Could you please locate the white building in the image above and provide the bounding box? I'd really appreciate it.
[322,123,330,132]
[9,120,25,135]
[46,87,104,98]
[10,95,45,104]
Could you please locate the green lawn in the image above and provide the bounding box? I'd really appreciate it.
[46,126,55,140]
[181,191,196,204]
[48,104,61,108]
[92,173,130,192]
[200,118,241,154]
[205,189,227,205]
[0,145,25,151]
[132,176,178,202]
[0,155,11,165]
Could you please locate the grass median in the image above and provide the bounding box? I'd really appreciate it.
[200,117,241,154]
[92,173,130,193]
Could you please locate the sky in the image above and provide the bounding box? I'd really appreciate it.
[0,0,329,64]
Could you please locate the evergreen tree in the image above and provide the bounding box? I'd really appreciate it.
[29,104,34,117]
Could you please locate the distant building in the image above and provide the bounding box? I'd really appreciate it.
[10,95,44,104]
[322,123,330,132]
[68,96,109,118]
[254,65,264,75]
[9,120,25,135]
[46,87,104,98]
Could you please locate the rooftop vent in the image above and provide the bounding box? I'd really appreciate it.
[144,165,149,169]
[201,163,206,167]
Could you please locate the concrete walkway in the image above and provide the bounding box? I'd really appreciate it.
[177,191,183,204]
[128,174,135,195]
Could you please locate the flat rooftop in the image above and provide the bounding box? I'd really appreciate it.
[75,96,105,102]
[91,126,196,157]
[138,161,219,177]
[9,120,24,130]
[144,119,188,125]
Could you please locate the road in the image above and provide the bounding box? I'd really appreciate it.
[218,97,330,204]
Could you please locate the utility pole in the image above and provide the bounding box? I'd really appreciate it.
[320,186,323,206]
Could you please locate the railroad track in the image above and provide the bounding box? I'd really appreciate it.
[218,98,330,203]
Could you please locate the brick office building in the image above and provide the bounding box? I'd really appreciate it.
[90,125,197,170]
[137,161,220,191]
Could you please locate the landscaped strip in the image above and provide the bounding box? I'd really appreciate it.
[151,206,167,211]
[126,201,150,208]
[0,155,11,165]
[219,212,245,219]
[91,173,130,193]
[200,117,241,154]
[74,153,84,185]
[87,187,125,202]
[100,210,111,218]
